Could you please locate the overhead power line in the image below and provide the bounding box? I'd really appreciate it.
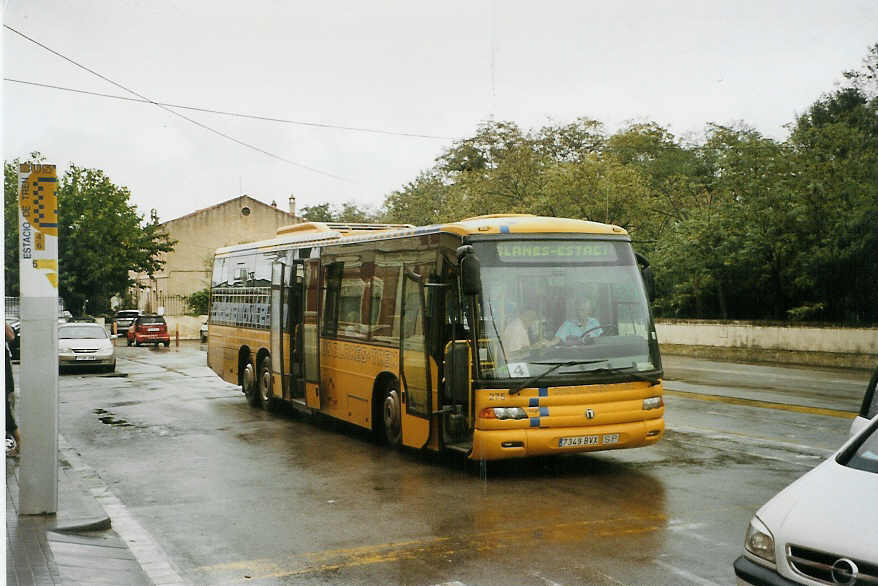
[3,77,456,141]
[3,24,354,183]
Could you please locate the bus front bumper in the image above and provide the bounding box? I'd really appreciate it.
[469,419,664,460]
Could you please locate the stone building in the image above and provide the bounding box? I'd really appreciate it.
[133,194,301,313]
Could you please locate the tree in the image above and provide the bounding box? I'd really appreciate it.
[300,200,383,223]
[4,159,176,315]
[437,120,527,175]
[186,288,210,315]
[4,162,20,297]
[532,117,605,163]
[841,42,878,99]
[605,122,704,246]
[60,165,176,314]
[375,41,878,325]
[788,84,878,322]
[382,171,462,225]
[299,202,334,222]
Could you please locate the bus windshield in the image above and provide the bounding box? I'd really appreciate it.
[472,239,659,381]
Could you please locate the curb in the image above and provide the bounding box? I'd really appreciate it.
[51,515,112,533]
[56,435,114,533]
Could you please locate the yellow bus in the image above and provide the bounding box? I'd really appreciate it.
[207,214,664,460]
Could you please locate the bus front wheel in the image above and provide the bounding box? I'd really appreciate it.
[382,382,402,448]
[242,357,259,407]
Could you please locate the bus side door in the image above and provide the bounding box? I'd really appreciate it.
[269,260,286,401]
[288,260,306,400]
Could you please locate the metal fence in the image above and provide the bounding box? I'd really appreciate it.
[4,295,193,318]
[144,294,190,316]
[5,297,66,319]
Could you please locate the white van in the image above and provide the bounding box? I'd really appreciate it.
[850,366,878,437]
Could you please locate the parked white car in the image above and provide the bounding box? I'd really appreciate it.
[734,415,878,585]
[849,366,878,437]
[58,323,116,372]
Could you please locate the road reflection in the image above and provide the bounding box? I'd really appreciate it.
[209,400,669,582]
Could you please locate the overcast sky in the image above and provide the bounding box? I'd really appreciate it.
[3,1,877,223]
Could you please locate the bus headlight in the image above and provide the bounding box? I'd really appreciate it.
[744,516,775,564]
[642,397,663,410]
[481,407,528,420]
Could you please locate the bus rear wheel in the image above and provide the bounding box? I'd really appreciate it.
[242,357,259,407]
[381,382,402,448]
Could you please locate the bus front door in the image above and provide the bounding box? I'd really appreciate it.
[400,267,432,448]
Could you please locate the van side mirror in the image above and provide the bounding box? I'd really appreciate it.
[635,252,655,302]
[457,245,481,296]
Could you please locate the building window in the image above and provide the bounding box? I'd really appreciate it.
[241,206,251,216]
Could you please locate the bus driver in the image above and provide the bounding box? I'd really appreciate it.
[551,297,602,345]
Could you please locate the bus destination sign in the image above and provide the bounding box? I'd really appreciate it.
[496,241,616,263]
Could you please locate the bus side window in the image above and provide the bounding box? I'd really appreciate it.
[339,259,368,339]
[371,256,402,344]
[401,263,433,342]
[322,262,343,337]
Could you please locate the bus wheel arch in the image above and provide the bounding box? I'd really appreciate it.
[372,373,402,448]
[239,347,259,407]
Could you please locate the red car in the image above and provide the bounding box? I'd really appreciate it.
[127,315,170,347]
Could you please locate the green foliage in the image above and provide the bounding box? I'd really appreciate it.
[4,162,20,297]
[4,160,176,315]
[300,200,384,223]
[379,45,878,323]
[186,288,211,315]
[299,202,334,222]
[6,46,877,325]
[787,302,826,322]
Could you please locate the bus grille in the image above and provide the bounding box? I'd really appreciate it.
[788,544,878,584]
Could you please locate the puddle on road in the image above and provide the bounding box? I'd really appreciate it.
[93,408,133,427]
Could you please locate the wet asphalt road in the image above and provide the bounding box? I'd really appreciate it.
[51,341,870,585]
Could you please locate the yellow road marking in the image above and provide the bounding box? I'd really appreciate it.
[665,389,855,419]
[197,513,667,580]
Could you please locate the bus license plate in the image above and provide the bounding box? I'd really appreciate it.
[560,435,599,447]
[559,434,619,448]
[75,355,95,361]
[148,328,159,332]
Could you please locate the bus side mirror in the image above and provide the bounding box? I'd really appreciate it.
[457,245,481,296]
[444,341,471,404]
[635,253,655,302]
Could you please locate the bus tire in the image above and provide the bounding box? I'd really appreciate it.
[242,357,259,407]
[381,381,403,448]
[258,357,280,412]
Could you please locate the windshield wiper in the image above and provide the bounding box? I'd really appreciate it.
[509,362,661,394]
[577,366,662,386]
[509,359,608,395]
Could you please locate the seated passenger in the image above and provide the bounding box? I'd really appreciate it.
[502,308,539,353]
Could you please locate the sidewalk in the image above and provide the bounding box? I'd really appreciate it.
[6,443,151,585]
